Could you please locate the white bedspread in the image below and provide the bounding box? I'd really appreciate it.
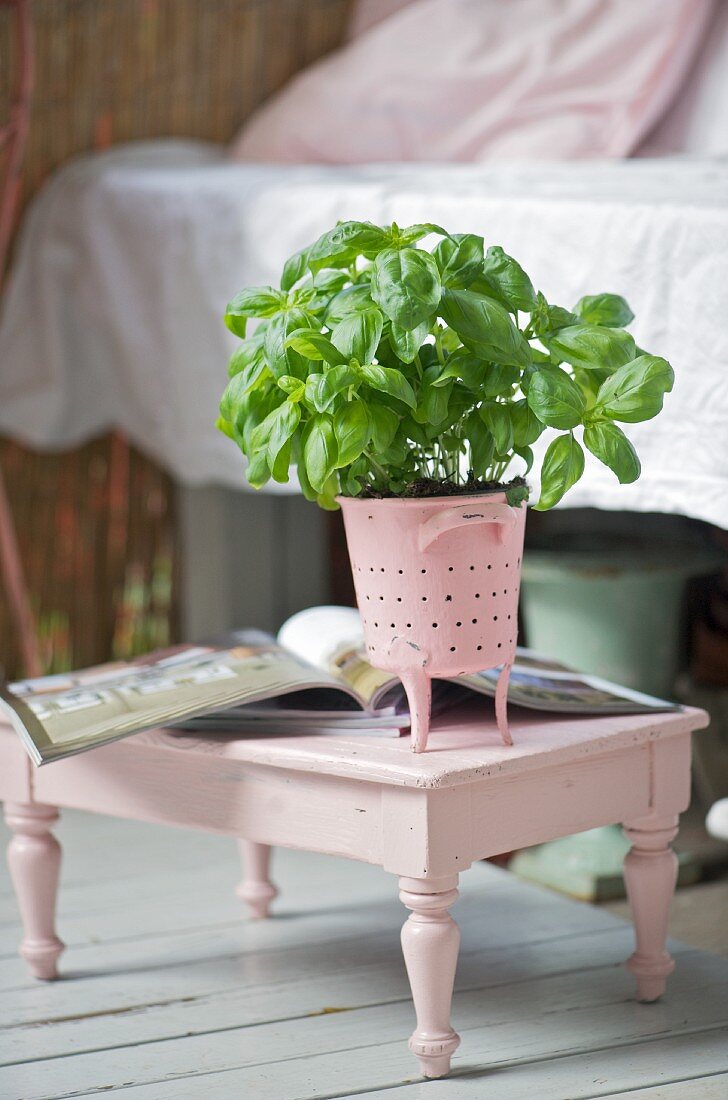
[1,142,726,526]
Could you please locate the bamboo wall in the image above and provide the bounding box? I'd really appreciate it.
[2,0,351,220]
[0,0,350,679]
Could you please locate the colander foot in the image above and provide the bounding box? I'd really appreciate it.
[495,662,514,746]
[401,669,432,753]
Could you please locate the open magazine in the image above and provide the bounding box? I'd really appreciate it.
[1,605,678,766]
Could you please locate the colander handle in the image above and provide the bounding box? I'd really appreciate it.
[418,502,517,552]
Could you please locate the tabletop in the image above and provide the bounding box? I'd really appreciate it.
[130,702,709,789]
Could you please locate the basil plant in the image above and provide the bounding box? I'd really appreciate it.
[218,220,673,510]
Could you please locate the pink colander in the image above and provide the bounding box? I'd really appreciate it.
[338,492,527,751]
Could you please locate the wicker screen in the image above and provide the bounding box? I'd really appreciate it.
[3,0,351,217]
[0,0,350,679]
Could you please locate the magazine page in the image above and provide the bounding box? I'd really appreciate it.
[277,606,406,712]
[277,607,678,715]
[456,650,678,714]
[179,710,405,737]
[0,633,360,765]
[197,693,403,725]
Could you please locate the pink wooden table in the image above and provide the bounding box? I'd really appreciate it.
[0,703,708,1079]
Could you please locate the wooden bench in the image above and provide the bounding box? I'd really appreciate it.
[0,703,708,1079]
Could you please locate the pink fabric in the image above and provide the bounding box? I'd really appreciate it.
[231,0,714,164]
[637,0,728,156]
[346,0,417,40]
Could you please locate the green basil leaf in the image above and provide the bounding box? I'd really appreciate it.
[584,422,641,483]
[324,284,375,326]
[592,354,675,423]
[303,373,326,412]
[277,375,305,399]
[370,247,441,330]
[514,446,534,475]
[433,233,484,289]
[575,293,634,329]
[544,324,636,372]
[439,288,531,367]
[531,292,578,337]
[296,452,319,502]
[263,309,314,378]
[397,222,448,246]
[359,364,417,408]
[369,404,400,452]
[343,473,362,496]
[333,399,372,467]
[401,415,429,447]
[280,247,311,292]
[304,365,357,413]
[270,438,292,483]
[286,328,342,366]
[248,400,301,466]
[481,362,520,398]
[528,347,553,365]
[237,356,271,396]
[216,415,244,450]
[225,287,283,336]
[481,245,537,312]
[527,368,586,429]
[573,365,609,402]
[342,457,368,497]
[313,269,349,293]
[306,269,349,311]
[415,381,451,426]
[227,332,265,378]
[331,307,383,364]
[245,449,271,490]
[389,320,429,364]
[303,414,338,492]
[316,471,341,511]
[239,389,278,451]
[439,383,472,432]
[219,367,264,425]
[433,350,484,390]
[308,220,389,273]
[465,411,495,478]
[511,398,544,447]
[479,401,514,455]
[535,434,585,510]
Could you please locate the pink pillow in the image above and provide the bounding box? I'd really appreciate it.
[637,0,728,155]
[346,0,417,40]
[231,0,713,164]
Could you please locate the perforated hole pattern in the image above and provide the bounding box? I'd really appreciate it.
[353,556,522,667]
[340,495,527,673]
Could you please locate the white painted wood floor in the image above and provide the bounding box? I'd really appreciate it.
[1,811,727,1099]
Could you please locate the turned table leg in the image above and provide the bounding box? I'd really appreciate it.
[236,840,278,919]
[623,815,679,1002]
[399,874,460,1078]
[5,802,65,979]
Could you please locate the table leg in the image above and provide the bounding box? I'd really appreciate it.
[236,840,278,920]
[622,815,679,1002]
[5,802,64,979]
[399,874,461,1078]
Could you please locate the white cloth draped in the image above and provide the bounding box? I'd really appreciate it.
[1,142,726,527]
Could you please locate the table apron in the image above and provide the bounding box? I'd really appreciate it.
[467,735,691,860]
[1,732,692,881]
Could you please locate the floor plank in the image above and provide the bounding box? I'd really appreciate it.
[349,1032,728,1100]
[602,1076,728,1098]
[1,810,727,1099]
